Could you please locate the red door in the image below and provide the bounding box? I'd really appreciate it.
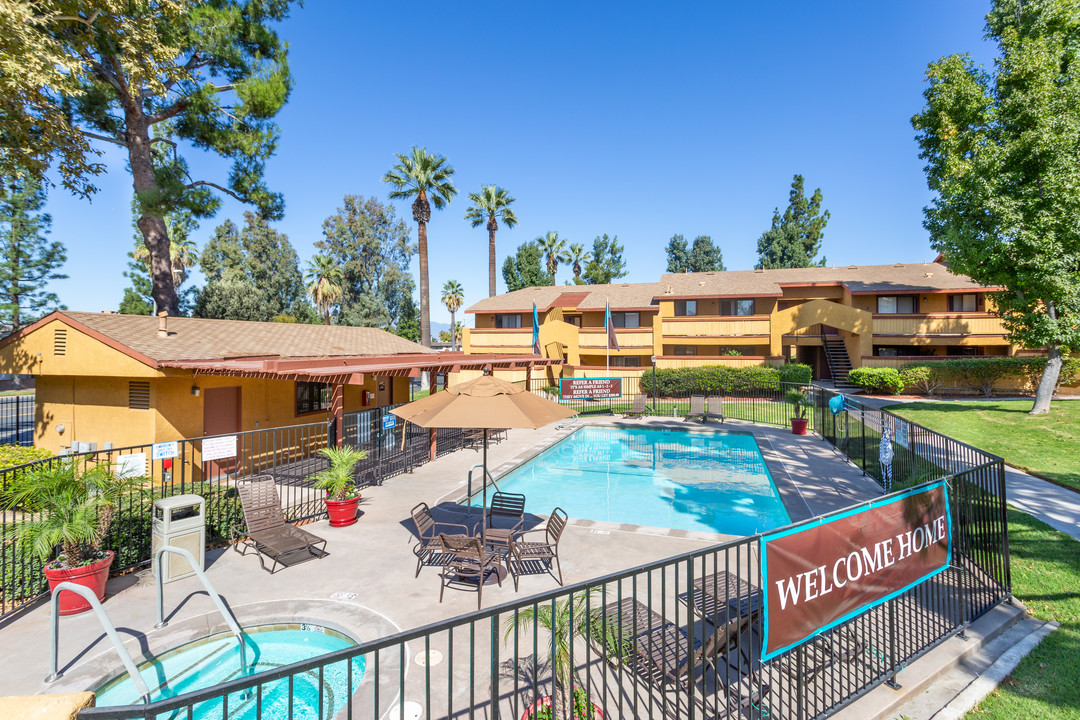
[203,387,241,479]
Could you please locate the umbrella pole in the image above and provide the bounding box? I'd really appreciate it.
[482,428,488,543]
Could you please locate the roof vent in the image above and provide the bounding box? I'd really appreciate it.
[128,381,150,410]
[53,329,67,356]
[754,268,764,273]
[157,311,171,338]
[698,281,706,286]
[665,285,673,294]
[893,263,904,268]
[847,265,858,270]
[924,272,934,278]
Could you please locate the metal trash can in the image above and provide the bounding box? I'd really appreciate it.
[152,495,206,584]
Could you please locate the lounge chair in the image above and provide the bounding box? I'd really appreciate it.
[410,502,476,577]
[623,394,649,419]
[232,475,327,574]
[778,628,865,684]
[592,598,768,717]
[508,507,568,590]
[482,491,526,555]
[438,533,503,609]
[704,396,726,423]
[685,395,707,422]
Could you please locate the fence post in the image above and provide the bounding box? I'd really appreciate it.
[886,599,902,690]
[860,415,867,475]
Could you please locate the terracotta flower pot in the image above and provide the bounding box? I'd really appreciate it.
[520,694,604,720]
[790,417,808,435]
[44,550,115,616]
[325,495,360,527]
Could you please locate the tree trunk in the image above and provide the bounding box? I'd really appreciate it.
[450,308,456,350]
[488,225,497,297]
[1030,343,1062,414]
[126,117,180,316]
[418,220,431,347]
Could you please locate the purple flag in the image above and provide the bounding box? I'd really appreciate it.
[605,300,620,351]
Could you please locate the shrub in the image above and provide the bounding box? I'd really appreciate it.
[0,446,51,471]
[638,365,781,396]
[900,364,945,396]
[847,367,906,395]
[941,357,1025,397]
[779,363,813,385]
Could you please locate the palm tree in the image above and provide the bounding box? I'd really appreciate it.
[452,320,465,350]
[306,254,344,325]
[383,147,457,347]
[565,243,592,283]
[537,231,568,284]
[464,185,518,297]
[441,280,465,350]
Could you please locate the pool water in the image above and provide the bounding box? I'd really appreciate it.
[95,625,364,720]
[484,427,791,535]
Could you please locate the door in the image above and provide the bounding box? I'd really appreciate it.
[203,386,241,479]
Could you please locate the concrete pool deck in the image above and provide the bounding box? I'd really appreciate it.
[0,416,884,708]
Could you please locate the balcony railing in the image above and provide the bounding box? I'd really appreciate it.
[872,314,1006,337]
[661,316,771,337]
[466,329,534,348]
[656,355,785,369]
[578,328,653,348]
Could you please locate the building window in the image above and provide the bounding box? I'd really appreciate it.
[128,381,150,410]
[948,294,978,312]
[875,347,901,357]
[674,345,697,356]
[565,315,582,327]
[296,381,330,415]
[612,312,640,329]
[609,355,642,367]
[674,300,697,317]
[494,314,521,329]
[877,296,918,314]
[718,299,755,316]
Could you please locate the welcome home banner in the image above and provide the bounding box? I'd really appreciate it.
[760,481,951,661]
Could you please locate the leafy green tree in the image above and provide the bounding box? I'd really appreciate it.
[394,293,420,342]
[502,241,552,291]
[464,185,518,297]
[441,280,464,350]
[1,1,298,316]
[119,257,153,316]
[383,147,457,347]
[317,195,416,331]
[566,243,592,284]
[306,254,344,325]
[193,277,270,321]
[536,231,568,283]
[665,234,690,273]
[689,235,725,272]
[583,234,628,285]
[755,174,830,269]
[912,0,1080,415]
[0,176,66,331]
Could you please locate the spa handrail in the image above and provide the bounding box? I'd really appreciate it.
[466,463,503,516]
[154,545,248,679]
[46,581,152,704]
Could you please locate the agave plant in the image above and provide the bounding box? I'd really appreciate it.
[310,447,368,501]
[4,458,141,569]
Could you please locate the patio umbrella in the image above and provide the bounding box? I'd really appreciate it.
[390,375,577,513]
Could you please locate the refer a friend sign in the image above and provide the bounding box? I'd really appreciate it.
[559,377,622,400]
[760,482,951,660]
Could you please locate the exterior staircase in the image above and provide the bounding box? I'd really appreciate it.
[822,335,858,390]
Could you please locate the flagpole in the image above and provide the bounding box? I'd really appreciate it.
[606,297,610,375]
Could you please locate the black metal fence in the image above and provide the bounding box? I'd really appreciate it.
[0,392,34,446]
[70,381,1009,720]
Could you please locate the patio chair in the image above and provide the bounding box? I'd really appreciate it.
[231,475,327,574]
[508,507,568,590]
[482,491,526,556]
[704,396,726,423]
[410,502,477,577]
[685,395,708,422]
[778,628,866,684]
[592,598,768,717]
[623,394,649,419]
[438,533,503,609]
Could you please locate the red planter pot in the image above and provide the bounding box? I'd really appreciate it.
[44,551,115,616]
[790,417,808,435]
[325,496,360,527]
[521,695,604,720]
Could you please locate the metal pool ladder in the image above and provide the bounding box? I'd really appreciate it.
[466,463,503,516]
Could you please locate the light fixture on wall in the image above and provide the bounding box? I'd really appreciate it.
[190,385,201,397]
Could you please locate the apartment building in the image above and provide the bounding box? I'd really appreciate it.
[463,262,1014,382]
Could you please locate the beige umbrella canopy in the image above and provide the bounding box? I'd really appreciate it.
[391,375,577,510]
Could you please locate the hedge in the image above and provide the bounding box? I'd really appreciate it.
[847,367,905,395]
[0,446,51,471]
[638,365,782,395]
[898,355,1080,397]
[779,363,813,385]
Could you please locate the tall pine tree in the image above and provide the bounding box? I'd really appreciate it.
[756,174,830,269]
[0,176,66,332]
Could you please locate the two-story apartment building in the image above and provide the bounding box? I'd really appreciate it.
[463,262,1014,383]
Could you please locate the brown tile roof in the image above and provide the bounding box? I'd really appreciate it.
[466,283,662,314]
[57,311,433,363]
[658,263,989,298]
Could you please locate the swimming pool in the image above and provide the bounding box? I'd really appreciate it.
[484,427,791,535]
[95,625,364,719]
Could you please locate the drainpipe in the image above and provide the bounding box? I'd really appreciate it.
[331,381,344,448]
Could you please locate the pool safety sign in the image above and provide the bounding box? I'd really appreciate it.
[152,440,179,461]
[759,481,951,661]
[559,377,622,400]
[382,413,397,430]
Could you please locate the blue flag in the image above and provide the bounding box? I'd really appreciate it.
[532,301,541,355]
[605,300,620,351]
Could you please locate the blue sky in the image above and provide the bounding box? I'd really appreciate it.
[43,2,997,327]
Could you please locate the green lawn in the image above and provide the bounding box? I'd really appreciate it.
[887,400,1080,492]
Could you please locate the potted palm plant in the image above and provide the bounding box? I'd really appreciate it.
[786,387,813,435]
[504,590,605,720]
[310,446,368,527]
[4,457,139,615]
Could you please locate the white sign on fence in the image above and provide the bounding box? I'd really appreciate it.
[202,435,237,462]
[152,440,179,461]
[116,452,146,479]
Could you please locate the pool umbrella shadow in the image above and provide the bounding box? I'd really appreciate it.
[391,375,577,522]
